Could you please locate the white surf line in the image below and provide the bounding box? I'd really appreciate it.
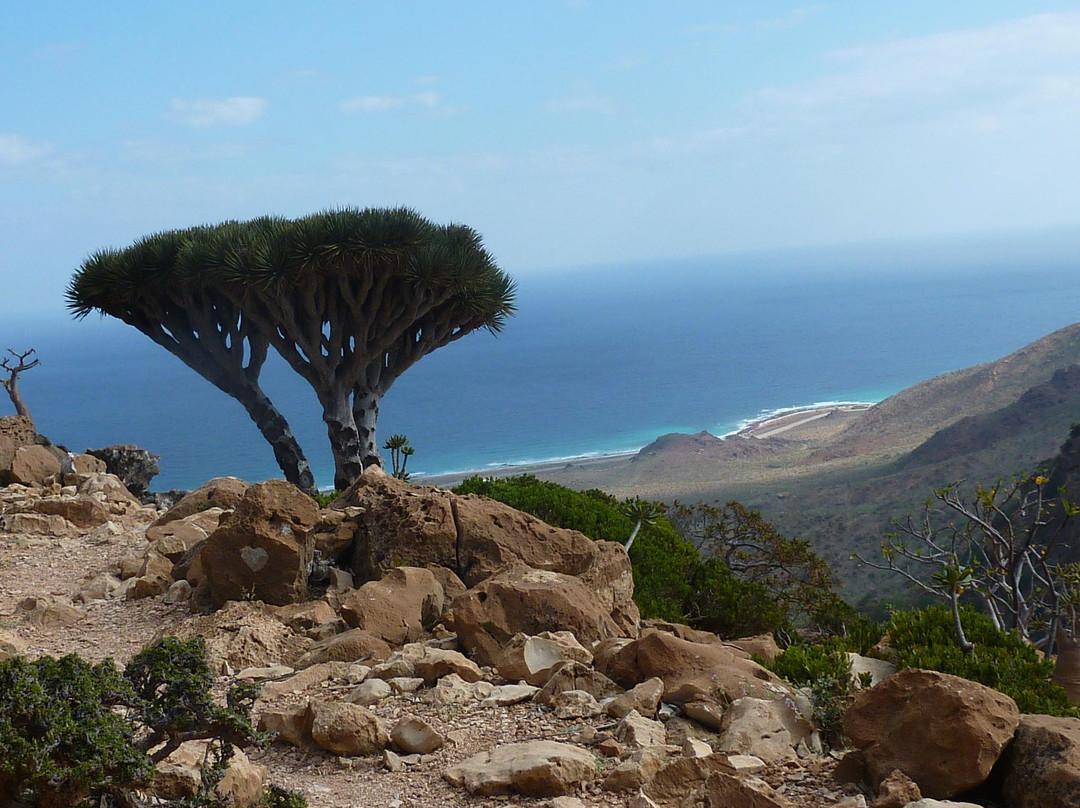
[750,409,834,439]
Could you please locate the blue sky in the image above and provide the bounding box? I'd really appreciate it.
[3,2,1080,316]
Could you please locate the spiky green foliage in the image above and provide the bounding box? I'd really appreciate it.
[67,207,516,490]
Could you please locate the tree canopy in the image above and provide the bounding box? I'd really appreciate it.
[67,207,516,492]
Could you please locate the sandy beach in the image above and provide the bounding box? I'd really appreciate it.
[421,403,873,490]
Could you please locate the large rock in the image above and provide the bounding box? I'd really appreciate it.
[843,668,1020,798]
[0,415,36,445]
[6,445,61,485]
[716,697,816,763]
[86,444,160,495]
[0,435,16,475]
[310,701,389,756]
[202,480,320,607]
[294,628,391,668]
[1001,713,1080,808]
[338,566,445,644]
[448,563,630,666]
[496,631,594,686]
[152,476,250,526]
[161,601,312,673]
[31,495,110,528]
[338,469,640,634]
[444,740,597,797]
[693,770,792,808]
[598,628,793,704]
[153,741,265,808]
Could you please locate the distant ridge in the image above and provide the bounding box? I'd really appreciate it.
[809,321,1080,463]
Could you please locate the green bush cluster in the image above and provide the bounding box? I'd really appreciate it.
[454,474,788,635]
[885,603,1078,716]
[768,637,858,750]
[0,638,308,808]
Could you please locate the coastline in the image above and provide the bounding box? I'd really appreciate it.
[420,401,875,489]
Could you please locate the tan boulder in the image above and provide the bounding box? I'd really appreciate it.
[339,471,639,634]
[18,596,84,628]
[202,480,319,607]
[606,676,664,719]
[443,740,597,797]
[0,512,73,536]
[0,414,36,445]
[31,494,109,527]
[271,599,339,632]
[153,741,266,808]
[615,710,668,750]
[534,661,622,707]
[0,629,28,661]
[1001,713,1080,808]
[550,689,604,719]
[693,770,792,808]
[872,768,922,808]
[152,476,250,526]
[496,631,593,686]
[449,564,629,666]
[7,445,61,485]
[293,628,391,668]
[310,700,389,756]
[641,753,739,805]
[146,509,223,562]
[391,715,445,754]
[76,473,141,507]
[414,647,484,684]
[161,601,312,674]
[0,434,15,474]
[338,566,445,644]
[258,661,350,700]
[716,697,816,763]
[258,701,315,746]
[843,668,1020,798]
[726,633,782,664]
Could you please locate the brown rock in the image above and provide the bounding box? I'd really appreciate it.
[30,495,110,528]
[449,563,628,666]
[391,715,445,754]
[843,668,1020,798]
[443,740,597,797]
[0,415,36,445]
[695,770,792,808]
[294,628,391,668]
[162,601,312,674]
[258,702,315,746]
[1001,713,1080,808]
[642,753,737,804]
[271,600,339,632]
[534,661,622,706]
[414,647,484,684]
[338,566,444,644]
[0,434,15,474]
[152,476,250,526]
[606,676,664,719]
[615,710,668,749]
[871,769,921,808]
[202,480,319,607]
[496,631,593,686]
[146,510,222,562]
[716,697,816,763]
[0,629,28,661]
[76,473,141,506]
[8,445,61,485]
[726,633,782,664]
[18,596,84,627]
[310,700,389,756]
[153,741,266,808]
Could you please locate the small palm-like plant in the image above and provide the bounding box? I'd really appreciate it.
[382,434,415,480]
[621,497,662,551]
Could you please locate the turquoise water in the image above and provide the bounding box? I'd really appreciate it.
[4,246,1080,491]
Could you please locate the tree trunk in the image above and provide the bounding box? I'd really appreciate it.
[234,386,317,496]
[625,521,642,552]
[950,593,975,655]
[1053,625,1080,705]
[320,388,363,490]
[353,390,383,469]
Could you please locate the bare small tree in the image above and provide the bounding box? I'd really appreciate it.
[1,348,39,421]
[854,475,1078,655]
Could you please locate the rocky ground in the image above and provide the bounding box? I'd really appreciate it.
[0,464,871,808]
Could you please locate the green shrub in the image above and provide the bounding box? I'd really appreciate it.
[259,785,310,808]
[0,653,153,807]
[0,638,280,807]
[885,604,1078,716]
[768,637,856,750]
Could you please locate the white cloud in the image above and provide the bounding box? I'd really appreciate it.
[339,92,453,115]
[750,12,1080,128]
[0,134,50,165]
[168,97,267,128]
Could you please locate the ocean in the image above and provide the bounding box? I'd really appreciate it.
[3,241,1080,492]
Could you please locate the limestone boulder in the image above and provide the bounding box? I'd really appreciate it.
[606,676,664,719]
[310,700,389,756]
[76,473,142,508]
[258,701,315,747]
[448,564,629,666]
[534,661,622,706]
[599,628,793,704]
[496,631,593,686]
[161,601,312,674]
[146,508,223,562]
[716,697,816,763]
[153,741,265,808]
[294,628,391,668]
[30,494,110,528]
[0,435,14,475]
[338,566,445,644]
[1001,713,1080,808]
[0,629,28,661]
[152,476,250,526]
[7,445,61,485]
[202,480,319,607]
[725,633,782,663]
[444,740,597,797]
[391,715,445,754]
[0,415,36,445]
[338,469,639,634]
[414,647,484,684]
[843,668,1020,798]
[693,770,792,808]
